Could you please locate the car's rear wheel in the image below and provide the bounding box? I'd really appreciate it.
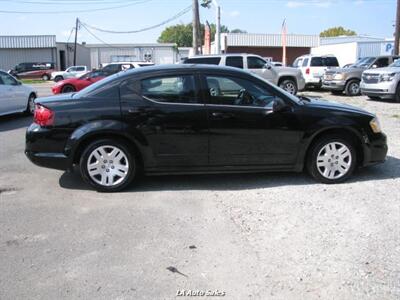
[345,79,360,96]
[307,135,357,184]
[42,74,50,81]
[80,139,136,192]
[25,93,36,115]
[61,85,76,93]
[54,76,63,82]
[279,79,298,95]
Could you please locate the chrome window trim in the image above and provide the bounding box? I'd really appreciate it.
[142,95,204,106]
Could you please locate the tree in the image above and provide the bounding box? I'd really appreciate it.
[158,23,238,47]
[320,26,356,37]
[230,29,247,34]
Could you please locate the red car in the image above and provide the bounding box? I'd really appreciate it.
[52,70,106,94]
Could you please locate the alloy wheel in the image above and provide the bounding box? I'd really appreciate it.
[86,145,130,187]
[28,95,36,114]
[283,82,296,94]
[316,142,352,180]
[349,82,360,95]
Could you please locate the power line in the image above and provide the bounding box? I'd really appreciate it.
[0,0,142,5]
[80,4,192,34]
[0,0,151,14]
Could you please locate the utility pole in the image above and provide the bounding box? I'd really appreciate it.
[395,0,400,55]
[192,0,200,55]
[73,18,79,66]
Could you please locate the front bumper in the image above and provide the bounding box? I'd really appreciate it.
[362,132,388,167]
[322,80,346,91]
[360,81,396,99]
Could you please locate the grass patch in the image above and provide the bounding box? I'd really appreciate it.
[20,79,48,84]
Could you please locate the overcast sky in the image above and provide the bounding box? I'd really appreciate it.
[0,0,396,44]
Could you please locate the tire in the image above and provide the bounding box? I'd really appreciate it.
[395,83,400,103]
[279,79,298,95]
[42,74,50,81]
[331,90,343,96]
[61,85,76,93]
[54,76,63,82]
[345,79,360,96]
[307,135,357,184]
[80,139,136,192]
[25,93,36,115]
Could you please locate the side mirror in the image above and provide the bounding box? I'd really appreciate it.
[264,64,272,70]
[272,98,288,113]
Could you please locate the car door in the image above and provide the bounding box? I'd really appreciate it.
[246,56,276,84]
[120,72,209,169]
[201,72,303,167]
[0,72,25,113]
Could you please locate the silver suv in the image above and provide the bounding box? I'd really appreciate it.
[322,56,399,96]
[361,59,400,102]
[183,54,305,95]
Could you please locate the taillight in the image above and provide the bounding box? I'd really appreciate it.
[306,68,310,75]
[34,104,54,126]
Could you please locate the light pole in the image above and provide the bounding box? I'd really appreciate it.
[201,0,221,54]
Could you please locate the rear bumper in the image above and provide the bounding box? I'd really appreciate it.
[25,123,72,171]
[362,132,388,167]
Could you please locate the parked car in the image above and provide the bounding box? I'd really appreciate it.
[322,55,399,96]
[293,54,339,89]
[0,70,37,116]
[361,58,400,102]
[182,54,305,95]
[8,62,55,81]
[100,62,155,76]
[51,66,88,82]
[26,64,387,192]
[51,70,106,94]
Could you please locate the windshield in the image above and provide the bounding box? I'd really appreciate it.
[389,59,400,68]
[74,72,121,98]
[352,57,375,68]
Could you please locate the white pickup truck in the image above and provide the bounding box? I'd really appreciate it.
[51,66,88,82]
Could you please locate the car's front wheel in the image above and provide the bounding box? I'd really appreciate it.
[279,79,298,95]
[80,139,136,192]
[54,76,63,82]
[345,79,360,96]
[307,135,357,184]
[25,93,36,115]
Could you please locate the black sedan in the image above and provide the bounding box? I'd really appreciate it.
[26,64,387,192]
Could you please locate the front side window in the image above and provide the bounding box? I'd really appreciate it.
[205,75,276,107]
[226,56,244,69]
[103,64,120,74]
[76,67,85,72]
[141,75,198,104]
[0,72,17,85]
[247,57,267,69]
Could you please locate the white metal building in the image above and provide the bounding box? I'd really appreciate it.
[311,36,395,67]
[85,43,178,69]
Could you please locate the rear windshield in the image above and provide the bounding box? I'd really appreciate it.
[183,57,221,65]
[310,57,339,67]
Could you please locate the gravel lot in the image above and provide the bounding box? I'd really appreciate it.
[0,83,399,299]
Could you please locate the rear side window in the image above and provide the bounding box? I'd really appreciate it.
[141,75,198,104]
[302,58,309,67]
[226,56,244,69]
[184,57,221,65]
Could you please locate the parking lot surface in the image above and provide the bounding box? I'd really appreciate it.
[0,84,399,299]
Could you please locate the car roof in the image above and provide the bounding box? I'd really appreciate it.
[187,53,261,58]
[116,63,252,79]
